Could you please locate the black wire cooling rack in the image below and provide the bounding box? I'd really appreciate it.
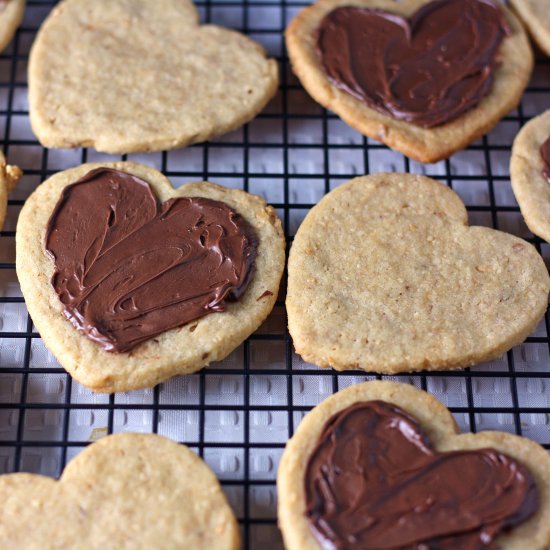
[0,1,549,548]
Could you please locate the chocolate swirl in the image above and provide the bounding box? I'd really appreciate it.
[316,0,510,128]
[305,401,538,549]
[45,168,257,353]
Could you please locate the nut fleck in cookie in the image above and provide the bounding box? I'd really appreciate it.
[287,173,549,374]
[510,110,550,243]
[285,0,532,163]
[28,0,278,154]
[0,151,21,229]
[16,162,285,392]
[0,0,25,54]
[278,380,550,550]
[510,0,550,56]
[0,433,239,549]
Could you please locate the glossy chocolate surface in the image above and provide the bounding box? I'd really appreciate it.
[45,168,257,352]
[316,0,510,127]
[305,401,538,549]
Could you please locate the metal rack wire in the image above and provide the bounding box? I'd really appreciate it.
[0,1,549,548]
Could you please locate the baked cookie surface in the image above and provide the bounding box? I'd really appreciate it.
[278,380,550,550]
[28,0,278,154]
[285,0,532,163]
[16,162,285,392]
[0,432,240,549]
[511,110,550,243]
[0,0,25,54]
[510,0,550,56]
[0,151,21,229]
[286,173,550,374]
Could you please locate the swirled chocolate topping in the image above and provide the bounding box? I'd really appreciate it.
[316,0,510,128]
[541,136,550,183]
[304,401,538,549]
[45,168,257,353]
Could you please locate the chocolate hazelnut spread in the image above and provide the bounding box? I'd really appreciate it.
[45,168,258,353]
[305,401,538,549]
[316,0,510,128]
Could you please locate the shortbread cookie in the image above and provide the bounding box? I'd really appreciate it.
[287,173,549,374]
[0,152,21,229]
[28,0,278,154]
[278,380,550,550]
[510,110,550,242]
[510,0,550,56]
[16,162,285,392]
[0,433,239,549]
[0,0,25,53]
[286,0,532,163]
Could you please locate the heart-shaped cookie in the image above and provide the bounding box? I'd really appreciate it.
[28,0,278,154]
[510,0,550,57]
[287,173,550,374]
[45,168,258,353]
[16,162,285,392]
[510,110,550,243]
[286,0,532,163]
[0,152,21,229]
[0,433,239,549]
[278,380,550,550]
[0,0,25,54]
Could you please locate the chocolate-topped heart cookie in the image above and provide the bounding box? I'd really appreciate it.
[286,0,533,162]
[45,168,257,353]
[306,402,537,548]
[317,0,509,128]
[278,381,550,550]
[16,162,285,393]
[511,110,550,243]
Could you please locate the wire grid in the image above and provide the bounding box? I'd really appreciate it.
[0,1,549,548]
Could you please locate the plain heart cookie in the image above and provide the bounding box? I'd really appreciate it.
[16,162,285,392]
[278,380,550,550]
[510,0,550,56]
[0,0,25,53]
[28,0,278,154]
[285,0,532,163]
[510,110,550,243]
[0,152,21,229]
[286,173,550,374]
[0,433,239,549]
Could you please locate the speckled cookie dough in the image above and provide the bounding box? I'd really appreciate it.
[28,0,278,154]
[287,173,550,374]
[0,151,21,230]
[0,0,25,54]
[0,433,240,549]
[510,0,550,56]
